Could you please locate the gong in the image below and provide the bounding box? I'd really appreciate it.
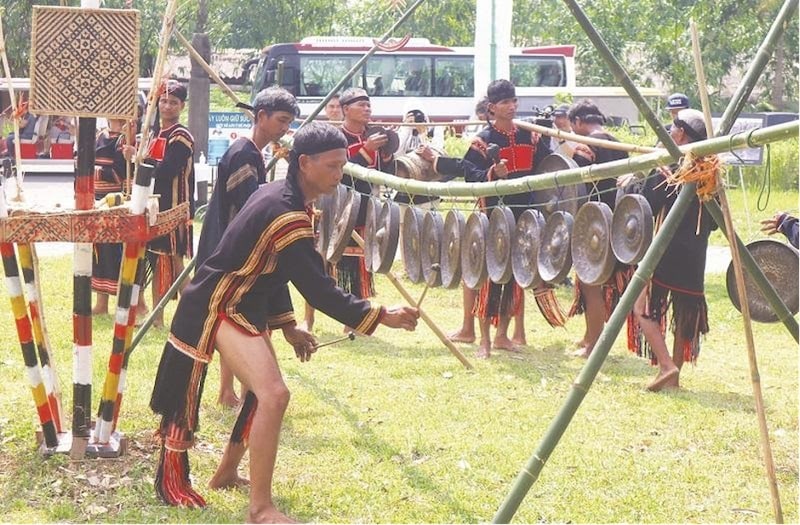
[372,200,400,274]
[487,206,516,284]
[571,201,615,286]
[461,212,489,290]
[512,208,546,289]
[531,153,588,217]
[726,239,799,323]
[326,188,361,264]
[365,125,400,156]
[611,194,653,265]
[441,209,466,289]
[420,211,444,287]
[364,196,380,272]
[537,210,574,284]
[317,185,347,257]
[402,206,425,284]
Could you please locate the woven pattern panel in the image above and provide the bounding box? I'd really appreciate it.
[0,203,189,243]
[29,7,140,119]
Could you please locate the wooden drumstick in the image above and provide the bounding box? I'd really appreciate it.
[313,331,356,350]
[416,263,440,308]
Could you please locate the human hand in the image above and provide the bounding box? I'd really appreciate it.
[493,159,509,179]
[282,325,318,362]
[380,305,420,331]
[416,145,436,162]
[617,173,636,188]
[122,145,136,162]
[364,133,388,152]
[573,143,595,162]
[403,112,416,124]
[760,212,786,236]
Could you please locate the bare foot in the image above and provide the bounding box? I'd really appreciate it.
[248,506,299,524]
[475,341,491,359]
[152,317,164,329]
[136,305,150,317]
[91,306,109,316]
[511,336,527,347]
[448,328,476,344]
[570,346,592,359]
[208,471,249,490]
[218,391,241,408]
[493,336,524,353]
[646,368,679,392]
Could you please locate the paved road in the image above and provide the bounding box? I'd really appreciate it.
[6,173,735,273]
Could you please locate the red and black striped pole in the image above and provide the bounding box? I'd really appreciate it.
[17,243,63,433]
[72,117,96,447]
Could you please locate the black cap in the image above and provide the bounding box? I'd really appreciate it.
[666,93,689,110]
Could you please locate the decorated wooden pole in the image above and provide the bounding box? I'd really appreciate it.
[489,0,798,521]
[0,179,59,448]
[17,244,63,433]
[95,0,179,444]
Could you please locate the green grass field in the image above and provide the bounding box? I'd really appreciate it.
[0,189,797,523]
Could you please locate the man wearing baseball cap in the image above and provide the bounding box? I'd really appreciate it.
[666,92,690,119]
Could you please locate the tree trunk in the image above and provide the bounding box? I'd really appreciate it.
[188,32,210,162]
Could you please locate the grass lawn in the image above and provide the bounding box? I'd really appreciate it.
[0,192,797,523]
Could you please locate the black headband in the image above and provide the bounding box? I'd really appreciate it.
[237,101,300,117]
[340,95,370,106]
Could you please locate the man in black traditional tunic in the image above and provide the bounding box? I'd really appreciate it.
[196,87,299,408]
[147,80,195,328]
[625,109,716,391]
[149,122,419,522]
[565,99,633,359]
[461,79,554,358]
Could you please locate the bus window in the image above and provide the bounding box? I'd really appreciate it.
[433,56,474,97]
[366,55,432,96]
[298,55,360,96]
[510,57,566,87]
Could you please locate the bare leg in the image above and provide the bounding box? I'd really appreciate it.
[299,302,315,332]
[136,288,149,317]
[210,390,251,489]
[218,359,241,408]
[92,292,110,315]
[493,315,523,352]
[572,283,604,358]
[511,294,526,346]
[214,320,297,524]
[449,285,476,343]
[632,290,678,391]
[476,317,491,359]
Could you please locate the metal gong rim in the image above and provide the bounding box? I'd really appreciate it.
[611,194,653,265]
[571,201,615,286]
[365,125,400,156]
[487,206,516,284]
[512,208,546,289]
[402,206,424,283]
[420,211,444,287]
[441,209,466,289]
[364,197,380,273]
[317,185,346,257]
[537,210,574,284]
[531,153,587,217]
[373,200,400,274]
[726,239,799,323]
[326,188,361,264]
[461,212,489,290]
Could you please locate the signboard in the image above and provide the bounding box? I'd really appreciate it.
[207,111,252,165]
[712,114,767,166]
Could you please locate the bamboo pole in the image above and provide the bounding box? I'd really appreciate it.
[0,10,23,199]
[263,0,426,173]
[513,119,657,154]
[173,29,254,121]
[691,20,783,523]
[351,231,473,370]
[343,121,797,198]
[492,0,797,521]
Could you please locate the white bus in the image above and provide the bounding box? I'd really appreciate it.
[248,36,579,121]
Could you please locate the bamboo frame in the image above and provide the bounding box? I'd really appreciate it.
[491,0,798,522]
